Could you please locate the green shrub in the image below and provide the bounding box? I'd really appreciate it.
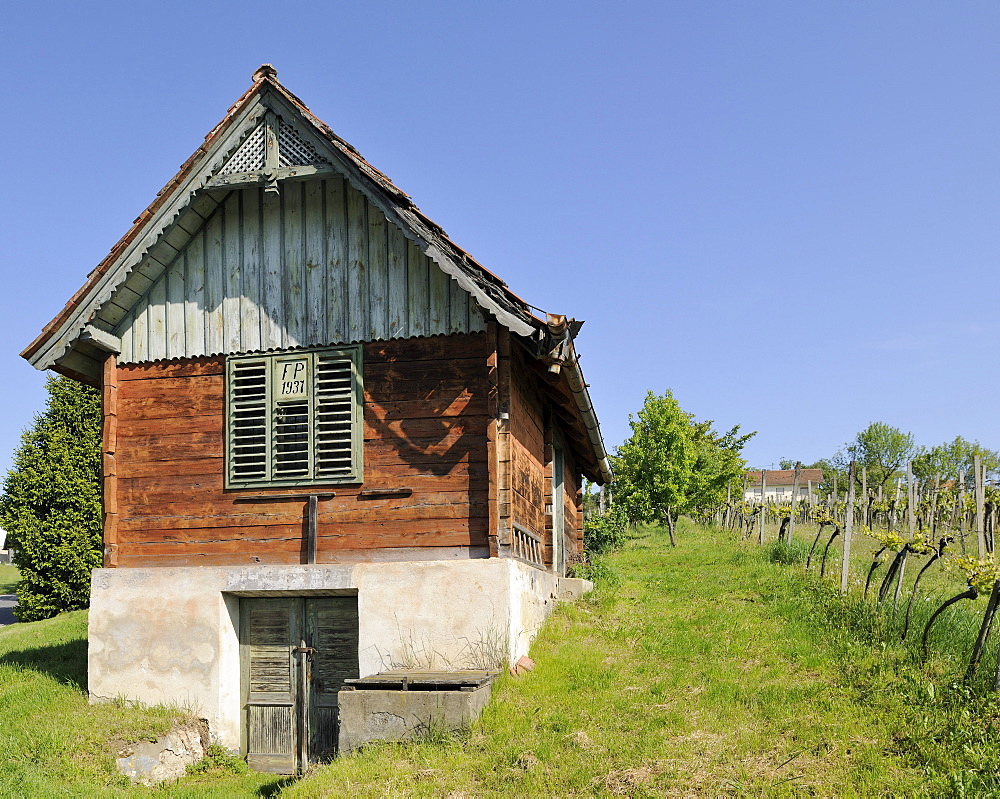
[0,377,102,621]
[584,506,628,554]
[766,538,810,565]
[187,744,250,776]
[568,554,617,585]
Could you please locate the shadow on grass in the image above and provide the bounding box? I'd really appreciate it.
[0,638,88,689]
[259,776,298,796]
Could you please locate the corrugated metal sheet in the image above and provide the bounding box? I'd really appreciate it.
[113,178,485,363]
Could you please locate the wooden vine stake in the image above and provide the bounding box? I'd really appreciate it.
[788,462,801,544]
[907,461,916,538]
[861,466,868,527]
[758,470,767,545]
[976,453,986,558]
[841,460,856,594]
[958,469,967,554]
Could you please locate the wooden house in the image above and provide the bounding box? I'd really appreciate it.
[21,66,610,771]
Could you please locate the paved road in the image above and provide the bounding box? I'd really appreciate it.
[0,595,16,626]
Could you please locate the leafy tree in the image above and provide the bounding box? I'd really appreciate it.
[612,390,753,543]
[912,437,1000,485]
[687,420,754,514]
[613,391,694,543]
[834,422,916,492]
[0,376,102,621]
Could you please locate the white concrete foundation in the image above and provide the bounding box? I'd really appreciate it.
[88,560,588,749]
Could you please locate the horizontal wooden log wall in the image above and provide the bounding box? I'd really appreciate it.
[507,347,584,572]
[110,333,490,567]
[508,350,547,545]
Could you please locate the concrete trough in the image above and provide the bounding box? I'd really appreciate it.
[337,669,497,753]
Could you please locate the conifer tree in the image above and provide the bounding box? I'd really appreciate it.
[0,376,102,621]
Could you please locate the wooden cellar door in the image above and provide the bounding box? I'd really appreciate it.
[241,596,359,774]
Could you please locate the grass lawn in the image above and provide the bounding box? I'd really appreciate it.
[286,522,949,797]
[2,521,999,795]
[0,564,18,594]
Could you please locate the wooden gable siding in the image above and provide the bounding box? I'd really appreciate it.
[113,180,486,364]
[108,333,490,567]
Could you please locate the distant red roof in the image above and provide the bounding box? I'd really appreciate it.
[746,469,823,487]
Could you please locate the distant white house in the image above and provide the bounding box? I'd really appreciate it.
[744,469,823,504]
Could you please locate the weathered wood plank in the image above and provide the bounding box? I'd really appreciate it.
[121,521,483,544]
[118,357,224,380]
[363,332,486,362]
[386,224,407,337]
[428,260,450,335]
[240,187,263,353]
[222,191,243,354]
[204,208,225,354]
[184,233,206,356]
[304,179,326,343]
[118,396,223,420]
[164,261,185,359]
[147,274,167,361]
[365,395,486,421]
[367,202,388,340]
[118,415,221,437]
[261,191,283,349]
[325,177,348,344]
[448,278,468,335]
[282,180,304,347]
[346,184,367,342]
[407,240,428,337]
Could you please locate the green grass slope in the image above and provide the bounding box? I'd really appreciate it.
[290,523,930,797]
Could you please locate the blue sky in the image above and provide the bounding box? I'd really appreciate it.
[3,1,1000,474]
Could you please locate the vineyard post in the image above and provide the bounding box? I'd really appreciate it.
[862,466,868,527]
[833,473,839,506]
[931,474,940,536]
[907,461,916,537]
[958,469,967,554]
[841,460,856,594]
[807,480,814,509]
[976,453,986,557]
[759,470,767,545]
[788,462,801,543]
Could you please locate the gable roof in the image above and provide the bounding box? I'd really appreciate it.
[21,65,612,483]
[746,469,824,487]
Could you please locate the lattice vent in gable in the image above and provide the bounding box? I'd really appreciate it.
[278,121,328,167]
[219,124,266,174]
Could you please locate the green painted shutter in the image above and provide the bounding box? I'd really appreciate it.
[228,359,269,483]
[314,352,359,480]
[227,346,362,487]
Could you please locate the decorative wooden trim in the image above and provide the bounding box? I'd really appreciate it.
[102,353,119,567]
[203,164,338,191]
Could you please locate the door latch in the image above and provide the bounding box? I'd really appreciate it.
[293,645,317,660]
